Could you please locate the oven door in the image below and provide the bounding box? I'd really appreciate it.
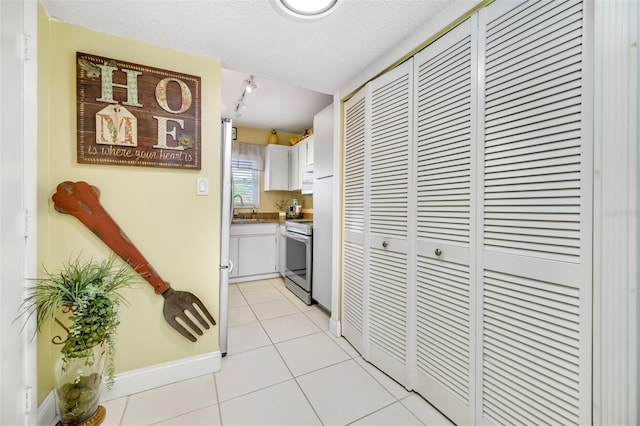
[285,231,312,291]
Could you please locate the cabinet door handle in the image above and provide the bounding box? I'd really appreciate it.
[434,248,443,256]
[382,241,388,248]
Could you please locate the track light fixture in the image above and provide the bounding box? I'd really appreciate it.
[234,75,257,118]
[244,76,257,93]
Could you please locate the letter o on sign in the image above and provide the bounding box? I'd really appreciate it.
[155,78,192,114]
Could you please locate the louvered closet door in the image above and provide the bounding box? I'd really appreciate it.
[413,19,476,426]
[366,59,414,387]
[479,0,592,424]
[342,87,368,356]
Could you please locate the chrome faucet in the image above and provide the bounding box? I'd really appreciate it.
[233,194,244,206]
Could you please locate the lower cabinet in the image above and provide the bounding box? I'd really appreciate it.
[278,224,286,277]
[229,236,239,278]
[229,224,279,282]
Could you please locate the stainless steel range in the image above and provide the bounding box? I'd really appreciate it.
[284,220,313,305]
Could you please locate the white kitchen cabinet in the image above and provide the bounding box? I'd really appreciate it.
[264,144,290,191]
[230,224,279,282]
[313,106,333,178]
[298,136,314,169]
[312,104,334,312]
[312,176,332,310]
[238,235,277,276]
[340,1,592,424]
[288,143,300,191]
[264,142,314,192]
[305,136,314,166]
[229,236,239,278]
[278,223,286,277]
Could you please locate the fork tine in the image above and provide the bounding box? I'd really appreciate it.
[162,311,198,342]
[185,305,211,331]
[191,297,216,327]
[161,289,216,341]
[177,310,205,336]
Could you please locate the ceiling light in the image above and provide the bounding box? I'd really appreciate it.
[272,0,339,21]
[244,76,257,93]
[234,74,256,117]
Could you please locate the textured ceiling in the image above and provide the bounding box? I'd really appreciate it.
[41,0,453,133]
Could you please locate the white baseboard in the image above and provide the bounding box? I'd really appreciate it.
[37,391,57,426]
[102,351,222,400]
[38,351,222,425]
[230,272,280,283]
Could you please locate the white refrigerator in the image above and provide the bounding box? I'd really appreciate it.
[312,104,334,311]
[218,118,233,355]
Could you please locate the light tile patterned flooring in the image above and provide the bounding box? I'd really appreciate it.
[98,278,453,425]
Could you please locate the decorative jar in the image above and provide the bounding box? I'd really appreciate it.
[268,130,279,144]
[54,344,105,425]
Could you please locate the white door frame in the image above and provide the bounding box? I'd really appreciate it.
[0,0,38,424]
[592,0,639,423]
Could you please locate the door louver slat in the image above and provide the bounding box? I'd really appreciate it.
[484,0,583,263]
[417,35,472,244]
[343,96,366,233]
[416,256,470,403]
[483,270,581,425]
[369,248,407,363]
[370,72,411,237]
[342,242,364,333]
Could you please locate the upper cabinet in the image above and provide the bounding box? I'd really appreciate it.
[297,136,314,170]
[313,104,334,179]
[264,144,290,191]
[288,143,300,191]
[305,137,314,166]
[263,139,314,192]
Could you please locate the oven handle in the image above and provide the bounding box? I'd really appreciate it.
[285,231,311,244]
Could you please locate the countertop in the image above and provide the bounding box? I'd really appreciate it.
[231,214,312,225]
[231,218,280,224]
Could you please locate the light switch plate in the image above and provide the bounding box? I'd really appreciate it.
[196,177,208,196]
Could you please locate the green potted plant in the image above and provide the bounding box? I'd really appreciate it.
[21,254,137,425]
[274,198,290,221]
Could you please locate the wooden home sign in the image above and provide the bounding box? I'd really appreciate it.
[76,52,201,169]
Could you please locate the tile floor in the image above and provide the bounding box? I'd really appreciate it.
[99,278,453,425]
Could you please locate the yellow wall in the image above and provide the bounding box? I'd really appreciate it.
[37,6,220,402]
[234,126,313,214]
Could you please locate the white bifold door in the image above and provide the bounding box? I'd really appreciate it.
[477,1,592,423]
[413,17,476,425]
[340,0,592,424]
[342,87,368,357]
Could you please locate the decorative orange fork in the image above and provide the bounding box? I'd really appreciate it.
[52,181,216,342]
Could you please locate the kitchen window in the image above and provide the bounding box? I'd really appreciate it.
[232,160,259,207]
[231,142,264,208]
